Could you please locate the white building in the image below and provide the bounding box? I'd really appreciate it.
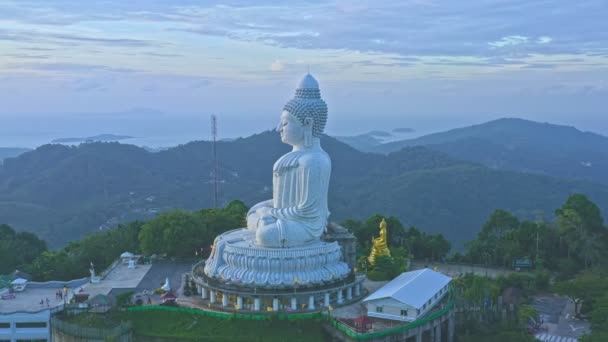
[363,268,452,322]
[0,309,55,342]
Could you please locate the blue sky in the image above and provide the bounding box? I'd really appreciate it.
[0,0,607,141]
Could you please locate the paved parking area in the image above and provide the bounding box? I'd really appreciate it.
[531,294,590,341]
[1,287,75,313]
[86,263,152,297]
[134,260,194,294]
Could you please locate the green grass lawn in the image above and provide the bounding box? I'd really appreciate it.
[120,310,329,342]
[63,310,330,342]
[62,312,125,329]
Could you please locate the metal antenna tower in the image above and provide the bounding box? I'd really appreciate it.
[211,115,218,208]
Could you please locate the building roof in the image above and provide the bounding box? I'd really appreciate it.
[363,268,452,309]
[11,278,28,285]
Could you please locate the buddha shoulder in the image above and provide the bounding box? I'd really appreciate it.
[275,150,330,170]
[298,150,331,169]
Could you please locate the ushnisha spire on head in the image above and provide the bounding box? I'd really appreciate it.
[283,73,328,137]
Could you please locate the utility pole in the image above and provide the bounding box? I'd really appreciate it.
[211,115,218,208]
[536,229,539,262]
[534,211,544,265]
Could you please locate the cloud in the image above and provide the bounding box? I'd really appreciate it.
[269,60,285,72]
[0,28,155,47]
[142,52,183,58]
[68,79,107,92]
[14,62,141,74]
[489,35,529,48]
[155,1,608,58]
[47,33,154,47]
[190,78,213,88]
[4,53,49,59]
[2,1,607,63]
[523,63,557,69]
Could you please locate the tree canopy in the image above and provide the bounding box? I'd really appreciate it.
[0,224,47,274]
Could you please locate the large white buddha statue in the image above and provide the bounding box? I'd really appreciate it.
[246,73,330,248]
[203,74,350,287]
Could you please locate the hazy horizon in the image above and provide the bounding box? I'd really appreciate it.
[1,112,606,149]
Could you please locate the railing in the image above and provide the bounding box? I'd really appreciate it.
[0,303,66,316]
[100,258,121,280]
[410,260,513,272]
[27,278,88,289]
[127,305,323,321]
[50,316,132,339]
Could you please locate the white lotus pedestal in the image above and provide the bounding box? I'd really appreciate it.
[194,227,364,313]
[204,229,350,288]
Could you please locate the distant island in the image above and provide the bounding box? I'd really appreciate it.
[392,127,415,133]
[52,134,135,143]
[366,130,392,137]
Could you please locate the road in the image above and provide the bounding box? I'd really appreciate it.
[410,261,514,279]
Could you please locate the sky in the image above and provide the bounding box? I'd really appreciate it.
[0,0,607,146]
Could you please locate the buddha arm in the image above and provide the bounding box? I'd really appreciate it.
[246,199,274,231]
[247,199,273,217]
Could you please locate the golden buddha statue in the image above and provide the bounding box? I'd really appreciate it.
[368,218,391,265]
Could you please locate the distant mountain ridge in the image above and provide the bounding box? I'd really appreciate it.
[1,130,607,250]
[52,134,135,143]
[361,118,608,185]
[334,128,416,151]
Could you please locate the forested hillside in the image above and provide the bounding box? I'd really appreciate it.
[1,130,607,249]
[367,118,608,185]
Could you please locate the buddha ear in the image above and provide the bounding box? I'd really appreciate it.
[304,117,314,128]
[303,117,314,147]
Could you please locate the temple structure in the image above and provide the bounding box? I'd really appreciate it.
[193,74,364,312]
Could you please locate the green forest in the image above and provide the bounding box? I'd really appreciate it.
[1,193,607,340]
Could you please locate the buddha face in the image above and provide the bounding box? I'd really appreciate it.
[278,110,305,146]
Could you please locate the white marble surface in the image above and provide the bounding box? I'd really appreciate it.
[204,74,350,288]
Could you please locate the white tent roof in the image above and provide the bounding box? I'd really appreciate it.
[363,268,451,309]
[120,252,134,258]
[11,278,28,285]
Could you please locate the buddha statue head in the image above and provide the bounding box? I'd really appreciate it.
[280,74,328,148]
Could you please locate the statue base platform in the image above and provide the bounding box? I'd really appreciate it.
[203,228,350,289]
